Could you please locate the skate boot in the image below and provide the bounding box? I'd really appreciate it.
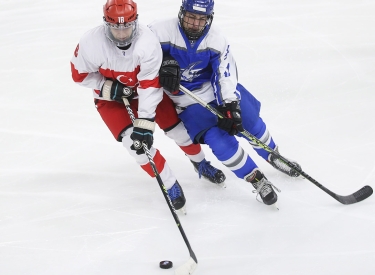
[245,168,280,206]
[268,147,301,177]
[167,181,186,211]
[191,159,226,187]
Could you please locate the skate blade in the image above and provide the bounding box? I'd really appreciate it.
[216,182,227,188]
[292,172,305,179]
[177,205,187,215]
[201,176,227,188]
[270,202,279,210]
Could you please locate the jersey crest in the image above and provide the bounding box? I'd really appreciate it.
[116,74,137,87]
[181,61,202,82]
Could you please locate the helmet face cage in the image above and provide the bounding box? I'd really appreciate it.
[103,0,139,47]
[103,16,138,47]
[178,0,214,40]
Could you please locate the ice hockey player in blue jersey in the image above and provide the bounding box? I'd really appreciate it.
[148,0,301,206]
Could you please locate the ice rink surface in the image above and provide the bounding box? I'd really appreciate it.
[1,0,375,274]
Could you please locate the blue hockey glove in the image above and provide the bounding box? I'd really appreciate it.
[217,101,244,136]
[130,118,155,155]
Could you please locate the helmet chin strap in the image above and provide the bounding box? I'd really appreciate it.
[118,44,132,50]
[183,27,203,40]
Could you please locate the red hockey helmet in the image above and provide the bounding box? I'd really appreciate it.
[103,0,139,47]
[103,0,137,24]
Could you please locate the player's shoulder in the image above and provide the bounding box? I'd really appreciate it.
[135,23,160,44]
[133,23,162,55]
[79,25,106,47]
[204,24,228,48]
[74,25,108,60]
[148,18,178,35]
[133,24,159,49]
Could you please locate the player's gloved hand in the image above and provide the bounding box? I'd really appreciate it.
[100,79,134,103]
[130,118,156,155]
[217,101,244,136]
[159,55,181,94]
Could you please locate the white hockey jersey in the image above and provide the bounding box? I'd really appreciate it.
[70,23,163,119]
[148,18,239,108]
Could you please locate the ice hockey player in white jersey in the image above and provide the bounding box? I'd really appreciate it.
[149,0,302,206]
[70,0,227,211]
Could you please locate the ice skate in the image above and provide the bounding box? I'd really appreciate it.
[167,181,187,214]
[245,168,280,206]
[191,159,226,188]
[268,146,302,178]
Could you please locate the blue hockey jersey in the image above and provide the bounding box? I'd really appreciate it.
[148,18,239,108]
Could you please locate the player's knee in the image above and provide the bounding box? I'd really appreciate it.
[248,117,275,148]
[248,117,266,137]
[164,121,192,146]
[204,127,239,160]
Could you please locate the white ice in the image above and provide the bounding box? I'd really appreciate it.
[1,0,375,274]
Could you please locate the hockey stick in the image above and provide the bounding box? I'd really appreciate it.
[179,85,373,205]
[122,97,197,275]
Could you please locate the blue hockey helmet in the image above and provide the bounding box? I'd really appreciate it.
[181,0,214,15]
[178,0,214,40]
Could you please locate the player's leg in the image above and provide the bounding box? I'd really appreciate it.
[180,103,279,206]
[95,99,185,210]
[237,84,301,177]
[155,93,226,185]
[204,127,279,205]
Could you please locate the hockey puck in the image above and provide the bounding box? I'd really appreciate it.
[159,260,173,269]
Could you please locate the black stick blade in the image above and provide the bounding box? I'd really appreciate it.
[337,185,373,205]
